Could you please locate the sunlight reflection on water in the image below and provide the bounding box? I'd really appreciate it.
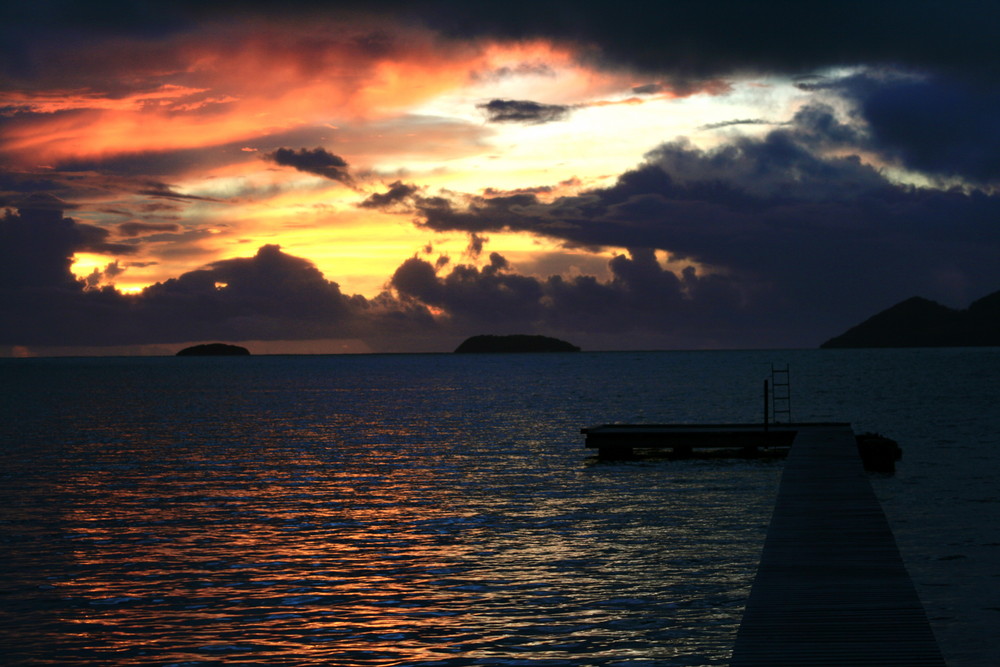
[3,430,775,665]
[9,349,995,665]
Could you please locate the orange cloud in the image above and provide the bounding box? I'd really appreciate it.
[3,14,745,305]
[0,84,211,114]
[2,20,560,169]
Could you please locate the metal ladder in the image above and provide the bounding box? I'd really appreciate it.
[770,363,792,424]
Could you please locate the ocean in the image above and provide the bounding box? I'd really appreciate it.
[1,348,997,666]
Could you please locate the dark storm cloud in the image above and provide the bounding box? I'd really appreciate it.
[477,99,572,124]
[392,251,545,327]
[1,196,91,290]
[0,0,189,34]
[0,171,63,201]
[6,1,1000,352]
[0,197,141,345]
[0,225,434,347]
[0,191,773,348]
[131,244,448,345]
[410,1,1000,83]
[136,244,362,340]
[4,193,77,212]
[8,1,1000,84]
[1,194,136,269]
[266,147,354,185]
[809,73,1000,184]
[389,247,761,348]
[0,1,187,78]
[402,110,1000,339]
[0,188,443,347]
[398,0,1000,195]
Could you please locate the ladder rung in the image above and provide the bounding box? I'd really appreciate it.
[770,363,791,424]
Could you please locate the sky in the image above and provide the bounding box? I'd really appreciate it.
[3,1,1000,355]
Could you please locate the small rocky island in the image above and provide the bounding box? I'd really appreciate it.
[454,334,581,353]
[176,343,251,356]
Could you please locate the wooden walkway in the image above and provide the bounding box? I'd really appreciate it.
[730,424,946,666]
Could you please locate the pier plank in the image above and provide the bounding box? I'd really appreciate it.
[730,425,945,666]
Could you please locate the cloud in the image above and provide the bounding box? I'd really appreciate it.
[5,2,1000,353]
[0,193,441,348]
[137,244,361,339]
[808,72,1000,184]
[466,232,487,257]
[0,233,429,347]
[5,167,1000,351]
[397,110,1000,336]
[391,252,545,328]
[476,99,572,124]
[699,118,781,131]
[1,196,91,290]
[0,172,64,205]
[266,147,354,184]
[415,1,1000,84]
[8,2,1000,88]
[632,83,664,95]
[483,177,580,198]
[0,191,768,350]
[471,62,556,82]
[136,180,224,202]
[0,195,137,288]
[0,17,489,170]
[358,180,421,210]
[117,221,182,237]
[388,247,760,348]
[82,260,125,289]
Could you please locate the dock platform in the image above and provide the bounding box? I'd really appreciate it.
[581,422,799,458]
[730,424,945,666]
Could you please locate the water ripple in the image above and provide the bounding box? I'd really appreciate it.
[0,353,795,665]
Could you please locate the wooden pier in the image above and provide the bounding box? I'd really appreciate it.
[730,424,945,666]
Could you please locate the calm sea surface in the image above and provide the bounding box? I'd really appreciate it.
[1,349,998,666]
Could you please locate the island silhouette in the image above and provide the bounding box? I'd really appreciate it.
[454,334,580,353]
[822,289,1000,347]
[176,343,251,356]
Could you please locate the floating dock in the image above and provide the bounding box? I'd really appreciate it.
[730,424,945,666]
[581,422,799,458]
[581,422,945,664]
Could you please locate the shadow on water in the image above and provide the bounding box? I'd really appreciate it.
[585,448,790,465]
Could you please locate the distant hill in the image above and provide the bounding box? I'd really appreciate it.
[454,334,581,353]
[821,290,1000,348]
[176,343,251,356]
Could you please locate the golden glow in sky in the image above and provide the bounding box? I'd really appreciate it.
[6,4,1000,357]
[5,17,809,299]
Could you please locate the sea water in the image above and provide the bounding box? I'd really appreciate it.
[1,349,997,666]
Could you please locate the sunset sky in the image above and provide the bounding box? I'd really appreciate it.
[3,1,1000,355]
